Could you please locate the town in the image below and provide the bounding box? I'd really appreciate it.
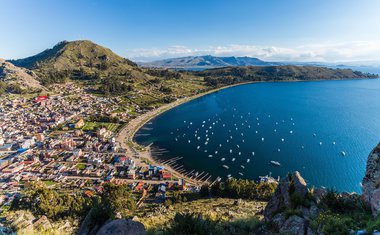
[0,84,196,208]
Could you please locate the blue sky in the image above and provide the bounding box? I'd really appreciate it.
[1,0,380,62]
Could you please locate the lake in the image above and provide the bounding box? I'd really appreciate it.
[135,78,380,192]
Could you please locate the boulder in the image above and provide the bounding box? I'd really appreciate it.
[96,219,146,235]
[279,215,307,235]
[263,171,309,221]
[362,143,380,217]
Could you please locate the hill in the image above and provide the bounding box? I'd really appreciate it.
[0,58,45,93]
[193,65,379,87]
[8,40,208,109]
[140,55,278,69]
[10,40,148,85]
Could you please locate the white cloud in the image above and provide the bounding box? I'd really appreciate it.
[127,40,380,64]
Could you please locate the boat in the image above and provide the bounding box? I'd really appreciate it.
[215,151,218,154]
[341,151,346,156]
[238,152,241,155]
[289,130,293,134]
[252,152,255,156]
[281,138,284,142]
[232,158,236,161]
[229,149,232,153]
[197,146,200,149]
[313,133,316,137]
[221,158,226,161]
[240,165,245,169]
[208,155,213,158]
[238,172,244,176]
[319,142,322,145]
[222,165,229,169]
[227,174,232,178]
[277,148,281,152]
[261,137,265,141]
[247,159,250,163]
[270,161,281,166]
[333,141,336,145]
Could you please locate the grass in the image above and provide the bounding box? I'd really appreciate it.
[42,180,56,186]
[82,121,121,132]
[76,163,87,170]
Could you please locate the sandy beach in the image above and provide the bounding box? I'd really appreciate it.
[116,82,254,185]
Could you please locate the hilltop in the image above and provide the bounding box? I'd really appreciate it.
[140,55,278,69]
[10,40,147,85]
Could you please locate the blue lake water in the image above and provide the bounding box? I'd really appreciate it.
[135,79,380,192]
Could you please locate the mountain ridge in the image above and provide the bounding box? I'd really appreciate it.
[139,55,279,69]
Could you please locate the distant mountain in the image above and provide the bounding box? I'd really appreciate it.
[10,40,148,85]
[139,55,279,69]
[0,58,45,92]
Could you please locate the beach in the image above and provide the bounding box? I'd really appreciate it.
[115,82,255,185]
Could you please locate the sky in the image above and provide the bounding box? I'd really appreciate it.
[1,0,380,63]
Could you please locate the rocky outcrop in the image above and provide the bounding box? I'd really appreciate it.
[0,58,45,91]
[362,143,380,217]
[96,219,146,235]
[264,171,319,235]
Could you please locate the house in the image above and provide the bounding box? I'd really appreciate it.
[159,170,172,180]
[75,119,85,129]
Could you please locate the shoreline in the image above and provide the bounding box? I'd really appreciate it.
[116,81,256,185]
[116,77,378,186]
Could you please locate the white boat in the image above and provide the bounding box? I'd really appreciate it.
[247,159,250,163]
[290,130,293,134]
[188,140,191,143]
[229,149,232,153]
[238,172,244,176]
[240,165,245,169]
[270,161,281,166]
[232,158,236,161]
[277,148,281,152]
[261,137,265,141]
[252,152,255,156]
[236,144,240,148]
[221,158,226,161]
[208,155,213,158]
[333,141,336,145]
[197,146,200,149]
[341,151,346,156]
[222,165,229,169]
[319,142,322,145]
[281,138,284,142]
[238,152,241,155]
[227,174,232,178]
[215,151,218,154]
[313,133,316,137]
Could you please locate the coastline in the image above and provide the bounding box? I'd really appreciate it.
[115,81,256,185]
[116,77,378,186]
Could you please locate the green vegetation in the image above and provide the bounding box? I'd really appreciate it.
[10,183,92,221]
[41,180,56,186]
[195,66,378,87]
[82,121,121,132]
[209,178,277,200]
[76,163,87,170]
[309,190,372,234]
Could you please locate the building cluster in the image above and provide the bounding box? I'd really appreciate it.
[0,85,190,207]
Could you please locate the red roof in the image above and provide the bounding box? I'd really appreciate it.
[36,96,48,102]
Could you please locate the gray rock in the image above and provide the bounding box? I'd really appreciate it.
[271,213,286,231]
[96,219,146,235]
[263,171,309,221]
[362,143,380,217]
[279,215,307,235]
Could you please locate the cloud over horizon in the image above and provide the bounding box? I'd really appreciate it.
[127,40,380,64]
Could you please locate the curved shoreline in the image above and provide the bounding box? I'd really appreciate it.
[115,82,255,185]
